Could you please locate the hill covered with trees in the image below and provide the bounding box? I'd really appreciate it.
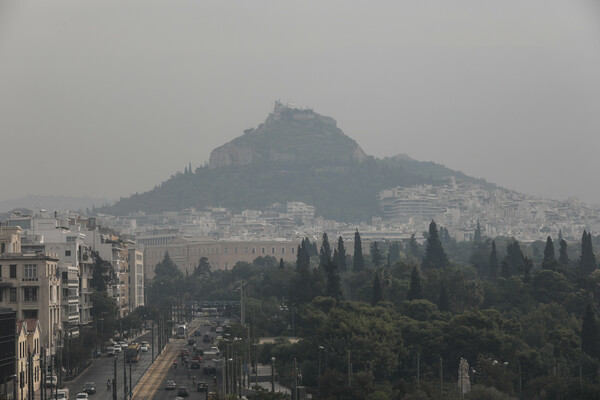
[99,104,482,222]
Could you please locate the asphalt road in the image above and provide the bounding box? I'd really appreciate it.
[63,330,159,400]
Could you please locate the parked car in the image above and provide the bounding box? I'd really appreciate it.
[114,345,122,353]
[83,382,96,394]
[119,341,128,349]
[215,327,223,334]
[106,346,115,356]
[165,380,177,390]
[177,386,189,397]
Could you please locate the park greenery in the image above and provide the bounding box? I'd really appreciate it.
[141,223,600,399]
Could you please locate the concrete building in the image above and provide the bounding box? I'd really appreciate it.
[127,246,144,310]
[0,308,16,396]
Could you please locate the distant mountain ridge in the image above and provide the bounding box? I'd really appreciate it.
[99,103,481,222]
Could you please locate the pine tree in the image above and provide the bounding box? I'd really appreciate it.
[407,266,422,300]
[438,282,450,312]
[372,273,382,306]
[474,220,482,243]
[489,240,498,281]
[559,239,569,267]
[354,229,365,272]
[422,220,449,270]
[337,236,347,271]
[319,232,332,268]
[370,241,384,267]
[579,230,597,277]
[581,303,600,358]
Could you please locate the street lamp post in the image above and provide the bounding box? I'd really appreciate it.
[270,357,275,393]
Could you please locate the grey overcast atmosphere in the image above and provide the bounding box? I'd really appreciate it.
[1,1,599,208]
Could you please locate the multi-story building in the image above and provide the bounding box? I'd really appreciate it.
[0,227,61,356]
[59,264,80,336]
[0,308,16,396]
[16,319,41,400]
[127,245,144,310]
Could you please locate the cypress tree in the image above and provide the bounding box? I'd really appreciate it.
[389,241,401,264]
[319,232,332,268]
[279,258,284,269]
[558,229,563,244]
[370,241,384,267]
[438,282,449,312]
[408,234,419,258]
[542,236,556,269]
[580,230,597,277]
[337,236,347,271]
[422,220,449,270]
[155,251,181,277]
[489,240,498,281]
[407,266,422,300]
[474,220,482,243]
[559,239,569,267]
[523,257,533,283]
[372,273,382,306]
[324,259,342,300]
[354,229,365,272]
[503,239,525,277]
[500,260,510,279]
[581,303,600,358]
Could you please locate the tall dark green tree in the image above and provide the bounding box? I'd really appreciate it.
[324,260,342,300]
[542,236,557,269]
[438,281,449,312]
[319,232,332,268]
[193,257,211,277]
[292,239,313,304]
[155,251,181,278]
[336,236,347,271]
[388,241,401,264]
[488,240,498,281]
[407,266,422,300]
[558,229,563,244]
[372,273,382,306]
[422,220,449,270]
[502,239,525,278]
[559,239,569,267]
[581,303,600,358]
[474,220,482,243]
[408,234,420,258]
[353,229,365,272]
[370,241,384,267]
[279,258,285,269]
[579,231,597,277]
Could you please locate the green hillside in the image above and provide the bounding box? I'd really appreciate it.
[99,105,479,222]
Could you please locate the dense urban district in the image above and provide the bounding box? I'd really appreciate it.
[3,105,600,399]
[3,207,600,400]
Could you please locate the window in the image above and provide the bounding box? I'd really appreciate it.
[24,264,37,279]
[65,250,71,257]
[0,264,2,277]
[291,247,295,254]
[24,287,38,302]
[245,247,248,254]
[234,247,238,254]
[10,265,16,278]
[282,247,285,254]
[272,247,275,254]
[261,247,265,254]
[224,247,228,254]
[252,247,256,254]
[9,288,17,302]
[1,243,4,253]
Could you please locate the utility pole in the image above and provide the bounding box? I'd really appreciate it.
[129,360,132,397]
[270,357,275,393]
[417,351,420,391]
[293,358,298,400]
[347,350,351,387]
[151,321,154,363]
[440,356,443,398]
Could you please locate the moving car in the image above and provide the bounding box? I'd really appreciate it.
[165,380,177,390]
[106,346,115,356]
[202,335,211,343]
[119,341,128,349]
[54,389,69,400]
[177,386,189,397]
[140,340,149,352]
[45,375,57,388]
[114,345,122,353]
[83,382,96,394]
[196,382,207,393]
[75,394,88,400]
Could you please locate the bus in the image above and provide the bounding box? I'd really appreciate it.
[175,323,188,339]
[125,343,141,363]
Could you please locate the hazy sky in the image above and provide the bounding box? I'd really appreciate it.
[1,1,599,206]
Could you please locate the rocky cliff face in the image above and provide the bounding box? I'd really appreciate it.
[209,102,367,169]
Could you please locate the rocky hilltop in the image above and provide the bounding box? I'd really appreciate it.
[99,103,474,221]
[209,102,367,168]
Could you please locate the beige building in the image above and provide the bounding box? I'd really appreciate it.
[144,237,300,279]
[0,227,61,355]
[16,319,41,400]
[127,246,144,310]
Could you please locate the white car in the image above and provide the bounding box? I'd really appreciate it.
[114,345,122,353]
[140,344,149,352]
[76,393,89,400]
[119,341,128,349]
